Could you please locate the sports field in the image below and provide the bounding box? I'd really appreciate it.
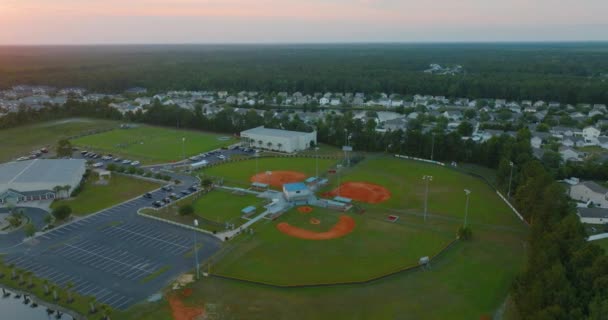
[51,174,160,216]
[193,189,265,224]
[202,157,338,186]
[211,207,454,284]
[72,125,236,164]
[0,118,119,162]
[323,157,519,226]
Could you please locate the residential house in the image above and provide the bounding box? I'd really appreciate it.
[442,111,463,121]
[559,147,583,162]
[577,208,608,224]
[570,181,608,207]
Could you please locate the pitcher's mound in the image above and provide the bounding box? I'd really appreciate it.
[324,182,391,204]
[276,215,355,240]
[297,206,314,214]
[250,171,306,188]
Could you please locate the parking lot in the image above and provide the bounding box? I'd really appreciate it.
[1,177,221,310]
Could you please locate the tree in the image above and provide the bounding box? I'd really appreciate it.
[8,264,16,280]
[201,178,213,191]
[101,304,113,320]
[89,297,98,314]
[56,139,73,158]
[457,121,474,137]
[26,271,34,288]
[44,214,54,225]
[52,205,72,221]
[277,143,283,152]
[43,280,50,295]
[65,281,74,303]
[24,223,36,238]
[51,285,58,301]
[179,204,194,216]
[267,141,273,150]
[457,226,472,240]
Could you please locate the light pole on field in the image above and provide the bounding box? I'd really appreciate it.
[315,147,320,178]
[507,161,514,199]
[464,189,471,227]
[423,175,433,222]
[193,219,200,280]
[430,133,435,161]
[181,137,186,162]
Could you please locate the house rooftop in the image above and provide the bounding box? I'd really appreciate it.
[577,207,608,219]
[580,181,608,194]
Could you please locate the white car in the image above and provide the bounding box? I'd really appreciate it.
[122,159,131,165]
[93,162,104,168]
[131,161,140,166]
[218,155,226,160]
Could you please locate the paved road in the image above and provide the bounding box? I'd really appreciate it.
[0,173,222,310]
[0,207,48,249]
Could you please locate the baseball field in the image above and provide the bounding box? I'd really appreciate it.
[72,125,237,164]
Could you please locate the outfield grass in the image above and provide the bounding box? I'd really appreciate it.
[0,118,119,162]
[72,125,237,164]
[211,207,455,285]
[51,174,160,216]
[121,226,526,320]
[323,157,519,226]
[193,189,265,224]
[202,157,338,186]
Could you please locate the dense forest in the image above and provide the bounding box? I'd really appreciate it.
[1,43,608,104]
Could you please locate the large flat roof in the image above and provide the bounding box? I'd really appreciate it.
[0,159,86,188]
[241,126,313,138]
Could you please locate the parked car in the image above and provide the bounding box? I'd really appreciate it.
[180,190,190,196]
[162,197,171,203]
[152,201,163,207]
[122,159,131,165]
[162,185,173,192]
[131,161,140,166]
[143,192,153,199]
[114,158,122,162]
[169,192,178,199]
[93,162,104,168]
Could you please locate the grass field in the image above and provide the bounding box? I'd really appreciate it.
[72,125,237,164]
[51,174,160,216]
[324,157,519,226]
[193,189,265,224]
[593,238,608,252]
[121,156,527,319]
[0,118,119,162]
[202,157,338,186]
[212,207,455,285]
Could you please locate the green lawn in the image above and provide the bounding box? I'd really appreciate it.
[322,157,519,226]
[202,157,338,186]
[122,227,526,320]
[593,238,608,252]
[0,118,119,162]
[211,207,455,285]
[51,174,160,216]
[193,189,265,224]
[72,125,237,164]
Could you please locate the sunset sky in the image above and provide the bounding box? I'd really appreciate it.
[2,0,607,44]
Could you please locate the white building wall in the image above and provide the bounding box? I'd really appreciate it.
[570,185,608,207]
[242,130,316,153]
[580,217,608,224]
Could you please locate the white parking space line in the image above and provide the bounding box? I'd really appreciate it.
[115,298,134,309]
[63,243,155,275]
[106,225,190,249]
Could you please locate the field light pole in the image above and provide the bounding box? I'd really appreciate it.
[315,147,320,178]
[423,175,433,222]
[430,133,435,161]
[193,219,200,280]
[507,161,514,199]
[181,137,186,162]
[464,189,471,227]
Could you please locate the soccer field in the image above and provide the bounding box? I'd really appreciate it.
[193,189,266,225]
[0,118,119,162]
[72,125,237,164]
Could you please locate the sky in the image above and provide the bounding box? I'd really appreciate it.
[1,0,608,44]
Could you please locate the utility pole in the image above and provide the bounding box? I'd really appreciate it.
[193,219,200,280]
[423,175,433,222]
[464,189,471,227]
[508,161,514,198]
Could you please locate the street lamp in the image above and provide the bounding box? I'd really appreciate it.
[193,219,200,280]
[507,161,514,198]
[464,189,471,227]
[423,175,433,222]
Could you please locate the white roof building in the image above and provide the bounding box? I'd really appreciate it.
[241,126,317,153]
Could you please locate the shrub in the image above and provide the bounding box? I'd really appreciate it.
[106,163,117,171]
[457,226,473,240]
[179,204,194,216]
[52,205,72,221]
[127,166,137,174]
[154,173,163,180]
